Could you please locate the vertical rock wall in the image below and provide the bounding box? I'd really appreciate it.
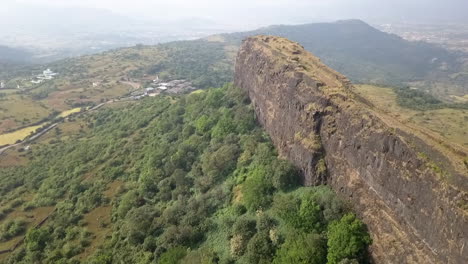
[234,36,468,263]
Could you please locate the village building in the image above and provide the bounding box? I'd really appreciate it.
[32,68,58,84]
[145,87,156,93]
[31,79,43,84]
[43,69,57,77]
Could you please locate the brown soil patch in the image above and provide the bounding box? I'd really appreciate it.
[74,180,123,260]
[76,206,112,260]
[0,148,28,168]
[0,206,55,257]
[103,180,124,199]
[0,120,18,134]
[233,185,243,204]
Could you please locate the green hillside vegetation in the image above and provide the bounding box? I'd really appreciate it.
[0,85,370,263]
[0,40,233,133]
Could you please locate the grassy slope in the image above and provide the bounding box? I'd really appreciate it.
[355,84,468,147]
[0,40,232,133]
[0,86,370,264]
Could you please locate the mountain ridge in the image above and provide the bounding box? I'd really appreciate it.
[234,35,468,263]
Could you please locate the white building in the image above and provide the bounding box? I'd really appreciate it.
[33,69,57,83]
[31,79,43,84]
[146,87,156,93]
[43,69,57,77]
[0,81,5,89]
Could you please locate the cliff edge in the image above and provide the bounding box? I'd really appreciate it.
[234,36,468,263]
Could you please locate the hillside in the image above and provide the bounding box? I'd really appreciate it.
[234,35,467,263]
[0,40,233,134]
[0,85,371,263]
[0,19,467,264]
[2,20,466,135]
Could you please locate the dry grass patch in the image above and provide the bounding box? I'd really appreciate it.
[0,205,55,254]
[0,147,28,168]
[77,206,112,260]
[0,125,44,146]
[0,95,51,131]
[104,180,124,199]
[355,84,468,146]
[58,108,82,118]
[77,180,124,260]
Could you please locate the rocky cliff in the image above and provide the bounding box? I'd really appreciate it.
[234,36,468,263]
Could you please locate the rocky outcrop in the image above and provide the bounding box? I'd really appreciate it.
[235,36,468,263]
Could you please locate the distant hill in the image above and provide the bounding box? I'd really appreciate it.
[220,19,462,87]
[0,45,32,64]
[3,19,466,103]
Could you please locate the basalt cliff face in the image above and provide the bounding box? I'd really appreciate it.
[234,36,468,263]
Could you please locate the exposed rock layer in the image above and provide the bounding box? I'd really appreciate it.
[234,36,468,263]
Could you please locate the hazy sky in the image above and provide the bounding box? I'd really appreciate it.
[6,0,468,26]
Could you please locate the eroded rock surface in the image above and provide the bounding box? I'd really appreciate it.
[235,36,468,263]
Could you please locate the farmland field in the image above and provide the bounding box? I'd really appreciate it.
[0,124,44,146]
[58,107,82,118]
[0,95,51,133]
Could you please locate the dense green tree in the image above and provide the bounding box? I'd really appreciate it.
[273,192,323,233]
[273,233,327,264]
[158,246,188,264]
[246,232,276,264]
[25,228,50,252]
[243,166,274,211]
[271,160,300,191]
[327,213,372,264]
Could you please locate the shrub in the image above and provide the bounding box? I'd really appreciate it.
[159,246,188,264]
[246,232,276,264]
[25,227,50,252]
[271,160,300,191]
[243,166,274,211]
[273,192,323,233]
[273,233,327,264]
[327,213,372,264]
[232,216,256,239]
